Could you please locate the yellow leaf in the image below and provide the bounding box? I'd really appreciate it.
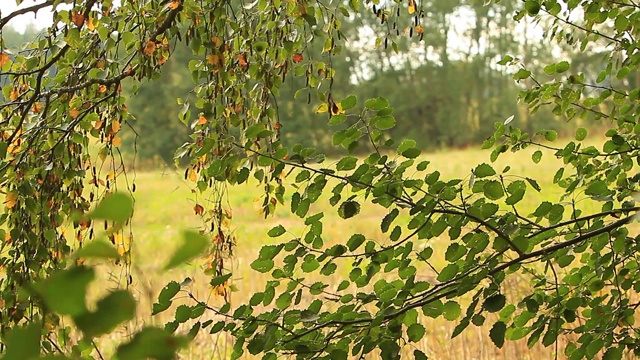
[87,17,97,30]
[188,168,197,182]
[315,103,329,114]
[330,102,345,115]
[111,136,122,147]
[4,192,17,209]
[408,0,416,14]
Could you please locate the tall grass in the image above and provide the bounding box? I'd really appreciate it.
[89,140,635,359]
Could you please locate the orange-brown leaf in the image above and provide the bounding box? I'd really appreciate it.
[111,120,121,133]
[111,136,122,147]
[9,88,19,101]
[69,108,81,119]
[0,52,9,67]
[194,204,204,215]
[197,114,208,125]
[238,53,248,67]
[292,53,303,63]
[71,12,85,27]
[169,0,181,10]
[143,40,156,56]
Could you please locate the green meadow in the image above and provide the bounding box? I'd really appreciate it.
[83,140,627,359]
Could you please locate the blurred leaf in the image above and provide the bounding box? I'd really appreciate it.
[2,322,41,360]
[89,192,134,224]
[115,327,188,360]
[76,240,120,259]
[75,290,136,337]
[32,267,94,317]
[163,231,209,270]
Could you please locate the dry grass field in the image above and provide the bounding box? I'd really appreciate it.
[79,141,636,359]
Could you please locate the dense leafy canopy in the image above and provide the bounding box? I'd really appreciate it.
[2,0,640,359]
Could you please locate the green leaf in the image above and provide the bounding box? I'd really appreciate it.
[443,301,461,321]
[89,192,134,224]
[251,259,275,273]
[75,240,120,259]
[347,234,366,251]
[483,294,506,313]
[372,115,396,130]
[526,178,541,192]
[437,264,459,282]
[341,94,357,110]
[545,130,557,141]
[585,180,608,196]
[513,68,531,80]
[531,150,542,164]
[524,0,541,15]
[115,327,188,360]
[556,61,570,73]
[267,225,286,237]
[32,266,94,317]
[336,156,358,171]
[163,231,209,270]
[401,148,422,158]
[338,201,360,219]
[2,322,42,360]
[575,127,587,141]
[364,97,389,110]
[474,163,496,178]
[489,321,507,348]
[483,180,504,200]
[615,15,629,32]
[210,273,232,287]
[75,290,136,337]
[407,323,426,342]
[603,346,624,360]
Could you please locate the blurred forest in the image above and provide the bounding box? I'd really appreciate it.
[1,0,617,166]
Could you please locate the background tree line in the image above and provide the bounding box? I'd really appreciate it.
[1,0,612,165]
